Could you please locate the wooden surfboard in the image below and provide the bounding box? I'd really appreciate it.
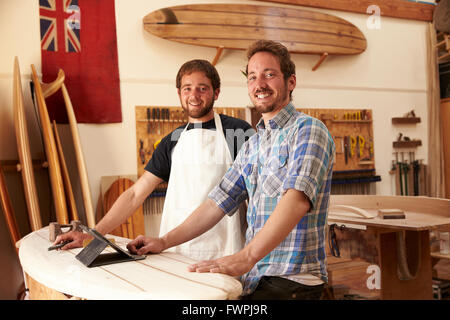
[143,4,367,56]
[18,227,242,299]
[13,57,42,231]
[31,64,69,225]
[102,178,145,240]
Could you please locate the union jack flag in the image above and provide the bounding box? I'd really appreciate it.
[39,0,122,124]
[40,0,81,53]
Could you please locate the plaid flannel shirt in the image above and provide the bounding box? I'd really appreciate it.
[208,103,335,295]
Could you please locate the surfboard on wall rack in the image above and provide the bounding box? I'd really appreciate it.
[143,3,367,70]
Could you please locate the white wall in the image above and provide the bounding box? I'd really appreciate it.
[0,0,432,224]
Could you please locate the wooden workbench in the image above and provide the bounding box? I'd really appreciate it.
[328,195,450,300]
[17,227,242,300]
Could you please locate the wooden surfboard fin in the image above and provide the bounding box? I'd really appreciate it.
[211,46,224,66]
[52,120,79,221]
[159,8,180,24]
[14,57,43,231]
[312,52,329,71]
[30,64,69,225]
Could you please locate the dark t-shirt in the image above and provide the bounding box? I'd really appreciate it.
[145,114,255,182]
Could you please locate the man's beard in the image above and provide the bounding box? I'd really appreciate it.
[182,100,214,119]
[251,87,289,114]
[252,81,289,113]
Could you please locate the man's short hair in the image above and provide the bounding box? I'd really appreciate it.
[176,59,221,91]
[246,40,296,81]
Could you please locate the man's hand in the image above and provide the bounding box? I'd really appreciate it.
[126,235,166,255]
[53,231,92,250]
[187,250,256,277]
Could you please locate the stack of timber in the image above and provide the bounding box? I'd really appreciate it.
[5,58,96,243]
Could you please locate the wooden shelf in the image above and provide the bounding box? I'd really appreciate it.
[331,120,372,124]
[391,117,421,124]
[431,252,450,260]
[393,140,422,148]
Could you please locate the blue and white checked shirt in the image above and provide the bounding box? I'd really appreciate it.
[208,103,335,295]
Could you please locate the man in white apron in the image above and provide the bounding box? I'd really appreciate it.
[54,60,254,261]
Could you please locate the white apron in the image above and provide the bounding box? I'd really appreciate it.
[159,112,245,260]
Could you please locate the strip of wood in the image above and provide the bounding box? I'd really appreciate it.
[262,0,435,22]
[60,83,95,228]
[31,64,68,225]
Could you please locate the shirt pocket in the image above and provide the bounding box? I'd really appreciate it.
[242,163,257,194]
[262,151,288,198]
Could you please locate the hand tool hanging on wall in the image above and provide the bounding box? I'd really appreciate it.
[398,159,404,196]
[413,159,420,196]
[156,108,161,135]
[147,108,151,133]
[350,136,356,157]
[139,139,146,165]
[402,160,409,196]
[152,108,156,131]
[356,135,360,158]
[357,135,365,158]
[344,136,349,164]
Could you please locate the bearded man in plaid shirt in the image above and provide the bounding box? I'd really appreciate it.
[128,40,335,300]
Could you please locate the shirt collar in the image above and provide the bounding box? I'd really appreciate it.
[256,102,296,130]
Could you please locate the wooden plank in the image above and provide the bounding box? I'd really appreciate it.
[30,64,68,225]
[13,57,42,231]
[262,0,435,22]
[144,4,367,56]
[329,195,450,231]
[60,83,96,228]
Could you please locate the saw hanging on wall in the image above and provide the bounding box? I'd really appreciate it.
[143,3,367,70]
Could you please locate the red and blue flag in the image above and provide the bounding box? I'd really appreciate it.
[39,0,122,123]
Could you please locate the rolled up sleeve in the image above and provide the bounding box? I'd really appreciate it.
[282,118,335,209]
[208,149,249,216]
